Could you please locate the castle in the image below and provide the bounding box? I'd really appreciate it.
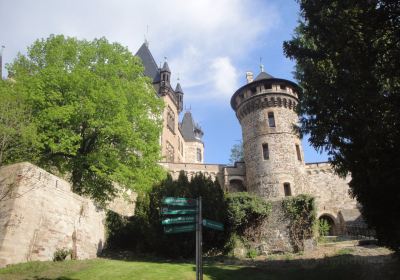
[136,43,363,251]
[0,42,364,267]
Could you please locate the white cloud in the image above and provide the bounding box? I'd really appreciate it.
[211,57,238,97]
[0,0,281,100]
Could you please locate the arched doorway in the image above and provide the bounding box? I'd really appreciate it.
[319,214,336,236]
[229,179,246,192]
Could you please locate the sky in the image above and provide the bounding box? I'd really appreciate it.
[0,0,329,164]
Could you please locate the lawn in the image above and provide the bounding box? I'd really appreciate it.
[0,255,399,280]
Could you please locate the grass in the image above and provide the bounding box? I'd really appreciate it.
[0,255,399,280]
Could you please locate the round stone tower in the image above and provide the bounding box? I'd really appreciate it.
[231,68,306,199]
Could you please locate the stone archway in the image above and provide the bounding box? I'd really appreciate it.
[229,179,246,192]
[319,214,336,236]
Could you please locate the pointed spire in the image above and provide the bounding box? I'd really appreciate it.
[161,57,171,73]
[175,82,183,93]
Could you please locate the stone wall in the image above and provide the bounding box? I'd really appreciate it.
[304,162,359,234]
[0,162,105,268]
[183,141,204,164]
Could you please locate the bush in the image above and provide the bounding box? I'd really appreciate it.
[282,194,316,252]
[106,171,228,258]
[53,248,71,262]
[318,218,331,237]
[225,192,271,238]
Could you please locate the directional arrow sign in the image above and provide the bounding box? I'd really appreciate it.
[202,219,224,231]
[162,216,195,225]
[161,207,197,215]
[162,197,197,206]
[164,224,196,234]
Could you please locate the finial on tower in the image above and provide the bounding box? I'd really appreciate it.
[144,25,149,46]
[259,57,264,73]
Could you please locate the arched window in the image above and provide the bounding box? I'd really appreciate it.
[284,183,291,196]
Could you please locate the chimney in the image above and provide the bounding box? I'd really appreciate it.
[246,71,254,83]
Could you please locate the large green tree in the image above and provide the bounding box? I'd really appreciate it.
[7,35,166,203]
[0,79,38,167]
[284,1,400,251]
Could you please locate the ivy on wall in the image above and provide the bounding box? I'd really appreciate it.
[282,194,316,252]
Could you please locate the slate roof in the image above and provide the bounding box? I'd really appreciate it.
[180,111,203,141]
[161,61,171,73]
[135,42,160,83]
[175,82,183,93]
[254,71,274,81]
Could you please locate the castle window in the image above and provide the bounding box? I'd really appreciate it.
[284,183,292,196]
[295,144,301,161]
[251,87,257,95]
[167,106,175,133]
[280,84,287,90]
[268,112,275,127]
[264,83,272,90]
[197,148,202,162]
[262,143,269,160]
[166,141,174,162]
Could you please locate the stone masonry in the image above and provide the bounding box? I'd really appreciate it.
[0,163,106,268]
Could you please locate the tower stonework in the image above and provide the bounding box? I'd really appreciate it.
[231,70,306,200]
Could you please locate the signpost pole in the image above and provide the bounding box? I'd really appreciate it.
[195,198,199,280]
[199,196,203,280]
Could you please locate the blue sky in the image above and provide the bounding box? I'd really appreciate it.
[0,0,329,164]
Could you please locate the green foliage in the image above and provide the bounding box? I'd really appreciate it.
[282,195,316,252]
[7,35,165,203]
[106,171,228,258]
[318,219,331,237]
[0,80,39,167]
[284,0,400,252]
[52,248,72,262]
[225,192,271,238]
[247,248,258,260]
[229,142,244,165]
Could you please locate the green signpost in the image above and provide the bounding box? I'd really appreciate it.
[164,224,196,234]
[161,196,224,280]
[162,216,195,225]
[202,219,224,231]
[162,197,197,206]
[161,207,197,215]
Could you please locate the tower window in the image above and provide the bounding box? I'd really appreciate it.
[251,87,257,94]
[280,84,287,90]
[268,112,275,127]
[295,144,301,161]
[264,83,272,90]
[284,183,292,196]
[262,143,269,160]
[197,148,202,162]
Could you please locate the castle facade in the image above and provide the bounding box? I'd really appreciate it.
[137,44,362,249]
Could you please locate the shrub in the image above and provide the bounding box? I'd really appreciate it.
[282,194,316,252]
[318,218,331,237]
[53,248,71,262]
[225,192,271,238]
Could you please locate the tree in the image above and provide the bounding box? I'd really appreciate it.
[229,141,244,164]
[284,1,400,251]
[106,171,228,258]
[7,35,166,203]
[0,79,38,167]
